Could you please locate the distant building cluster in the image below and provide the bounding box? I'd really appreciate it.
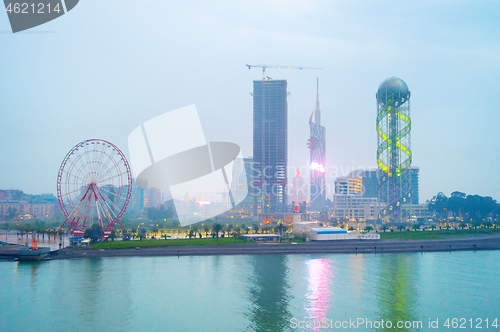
[0,190,59,220]
[241,75,432,225]
[5,76,437,226]
[329,167,431,225]
[124,179,163,219]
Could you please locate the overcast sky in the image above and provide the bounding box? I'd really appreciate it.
[1,0,499,203]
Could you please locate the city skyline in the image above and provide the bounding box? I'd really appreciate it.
[0,1,499,203]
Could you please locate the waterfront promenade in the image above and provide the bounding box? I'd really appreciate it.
[49,235,500,260]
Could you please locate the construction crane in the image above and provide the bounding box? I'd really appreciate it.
[246,64,322,79]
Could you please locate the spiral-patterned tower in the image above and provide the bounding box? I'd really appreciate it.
[376,77,412,222]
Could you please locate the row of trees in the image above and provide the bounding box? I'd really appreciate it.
[3,218,63,233]
[78,219,292,243]
[187,223,288,239]
[375,224,432,232]
[428,191,500,222]
[188,223,252,239]
[126,222,289,240]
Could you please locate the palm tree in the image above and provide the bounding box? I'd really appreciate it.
[275,222,287,243]
[227,224,233,232]
[204,225,210,238]
[109,229,117,241]
[251,223,257,233]
[139,228,147,240]
[212,223,223,239]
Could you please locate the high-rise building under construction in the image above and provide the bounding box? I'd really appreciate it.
[253,79,288,213]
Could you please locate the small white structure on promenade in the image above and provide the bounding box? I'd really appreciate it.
[293,221,380,241]
[240,234,281,242]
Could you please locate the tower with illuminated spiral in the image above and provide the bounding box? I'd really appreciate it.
[376,77,412,222]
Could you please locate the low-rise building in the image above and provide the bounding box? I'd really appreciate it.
[310,228,380,241]
[0,201,56,220]
[293,221,380,240]
[402,203,432,222]
[240,234,281,242]
[330,195,378,222]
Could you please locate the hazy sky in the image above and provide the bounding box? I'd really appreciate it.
[1,0,499,203]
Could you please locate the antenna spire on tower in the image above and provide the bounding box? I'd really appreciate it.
[315,77,321,126]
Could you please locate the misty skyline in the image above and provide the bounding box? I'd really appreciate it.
[1,0,499,203]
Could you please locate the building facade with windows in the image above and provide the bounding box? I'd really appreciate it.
[253,79,288,213]
[335,176,363,196]
[330,195,378,223]
[0,201,56,220]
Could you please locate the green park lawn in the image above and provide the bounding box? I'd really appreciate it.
[89,229,500,248]
[91,237,247,249]
[379,228,500,240]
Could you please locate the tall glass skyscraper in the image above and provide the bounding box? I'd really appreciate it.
[253,79,288,213]
[308,78,326,211]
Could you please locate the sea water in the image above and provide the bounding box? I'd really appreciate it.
[1,250,499,331]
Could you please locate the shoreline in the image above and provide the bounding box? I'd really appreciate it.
[46,234,500,260]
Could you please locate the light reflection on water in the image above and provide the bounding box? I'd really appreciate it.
[375,254,419,332]
[0,251,499,332]
[305,258,332,330]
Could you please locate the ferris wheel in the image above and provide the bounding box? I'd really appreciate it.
[57,139,132,234]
